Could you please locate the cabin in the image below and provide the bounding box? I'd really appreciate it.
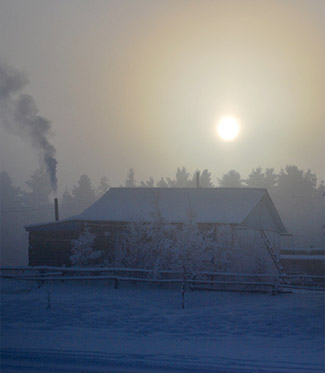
[25,187,287,272]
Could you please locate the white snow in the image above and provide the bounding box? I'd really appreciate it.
[78,188,269,225]
[1,279,324,372]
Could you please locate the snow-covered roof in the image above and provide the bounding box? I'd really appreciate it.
[76,187,286,232]
[25,188,287,233]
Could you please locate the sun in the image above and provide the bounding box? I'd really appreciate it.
[217,116,240,141]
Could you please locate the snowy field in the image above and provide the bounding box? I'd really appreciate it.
[1,279,324,372]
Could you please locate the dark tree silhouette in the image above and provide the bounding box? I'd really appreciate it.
[125,168,137,187]
[140,177,155,187]
[25,167,52,207]
[156,177,168,188]
[61,174,97,218]
[273,165,323,247]
[198,169,214,188]
[167,167,193,187]
[218,170,242,187]
[245,167,277,190]
[97,176,110,197]
[71,174,97,213]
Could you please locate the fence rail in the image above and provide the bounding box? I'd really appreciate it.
[1,266,324,292]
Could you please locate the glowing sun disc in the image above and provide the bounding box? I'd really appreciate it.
[217,116,240,141]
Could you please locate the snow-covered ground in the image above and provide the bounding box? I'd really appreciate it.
[1,279,324,372]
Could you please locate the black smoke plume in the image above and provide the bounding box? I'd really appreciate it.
[0,60,57,192]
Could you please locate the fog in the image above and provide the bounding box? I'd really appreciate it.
[1,0,324,191]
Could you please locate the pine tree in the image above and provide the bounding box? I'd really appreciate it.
[198,169,213,188]
[245,167,265,188]
[25,167,52,207]
[97,176,110,197]
[0,171,23,209]
[60,187,75,219]
[140,177,155,188]
[0,171,27,265]
[125,168,136,187]
[71,174,97,214]
[264,168,277,190]
[244,167,277,190]
[318,179,325,195]
[274,165,322,247]
[167,167,193,187]
[218,170,242,187]
[156,177,168,188]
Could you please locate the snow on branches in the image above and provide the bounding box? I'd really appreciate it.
[70,228,103,266]
[169,221,216,277]
[116,219,176,275]
[116,217,225,278]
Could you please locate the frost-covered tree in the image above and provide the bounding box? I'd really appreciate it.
[169,219,218,308]
[70,228,102,266]
[118,213,221,277]
[119,215,219,309]
[116,220,152,268]
[171,222,215,274]
[116,218,176,273]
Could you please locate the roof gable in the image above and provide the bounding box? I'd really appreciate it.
[242,194,287,233]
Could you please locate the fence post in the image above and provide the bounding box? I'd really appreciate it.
[271,278,279,296]
[181,273,186,309]
[46,290,51,309]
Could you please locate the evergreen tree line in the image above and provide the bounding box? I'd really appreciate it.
[1,165,324,265]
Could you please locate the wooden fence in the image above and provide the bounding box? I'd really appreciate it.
[1,266,324,293]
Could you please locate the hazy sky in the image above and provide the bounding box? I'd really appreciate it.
[1,0,324,192]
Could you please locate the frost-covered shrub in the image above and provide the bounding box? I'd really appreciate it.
[169,221,217,277]
[119,218,221,277]
[70,228,103,266]
[116,219,177,275]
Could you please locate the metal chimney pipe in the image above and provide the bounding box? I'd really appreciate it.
[54,198,59,221]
